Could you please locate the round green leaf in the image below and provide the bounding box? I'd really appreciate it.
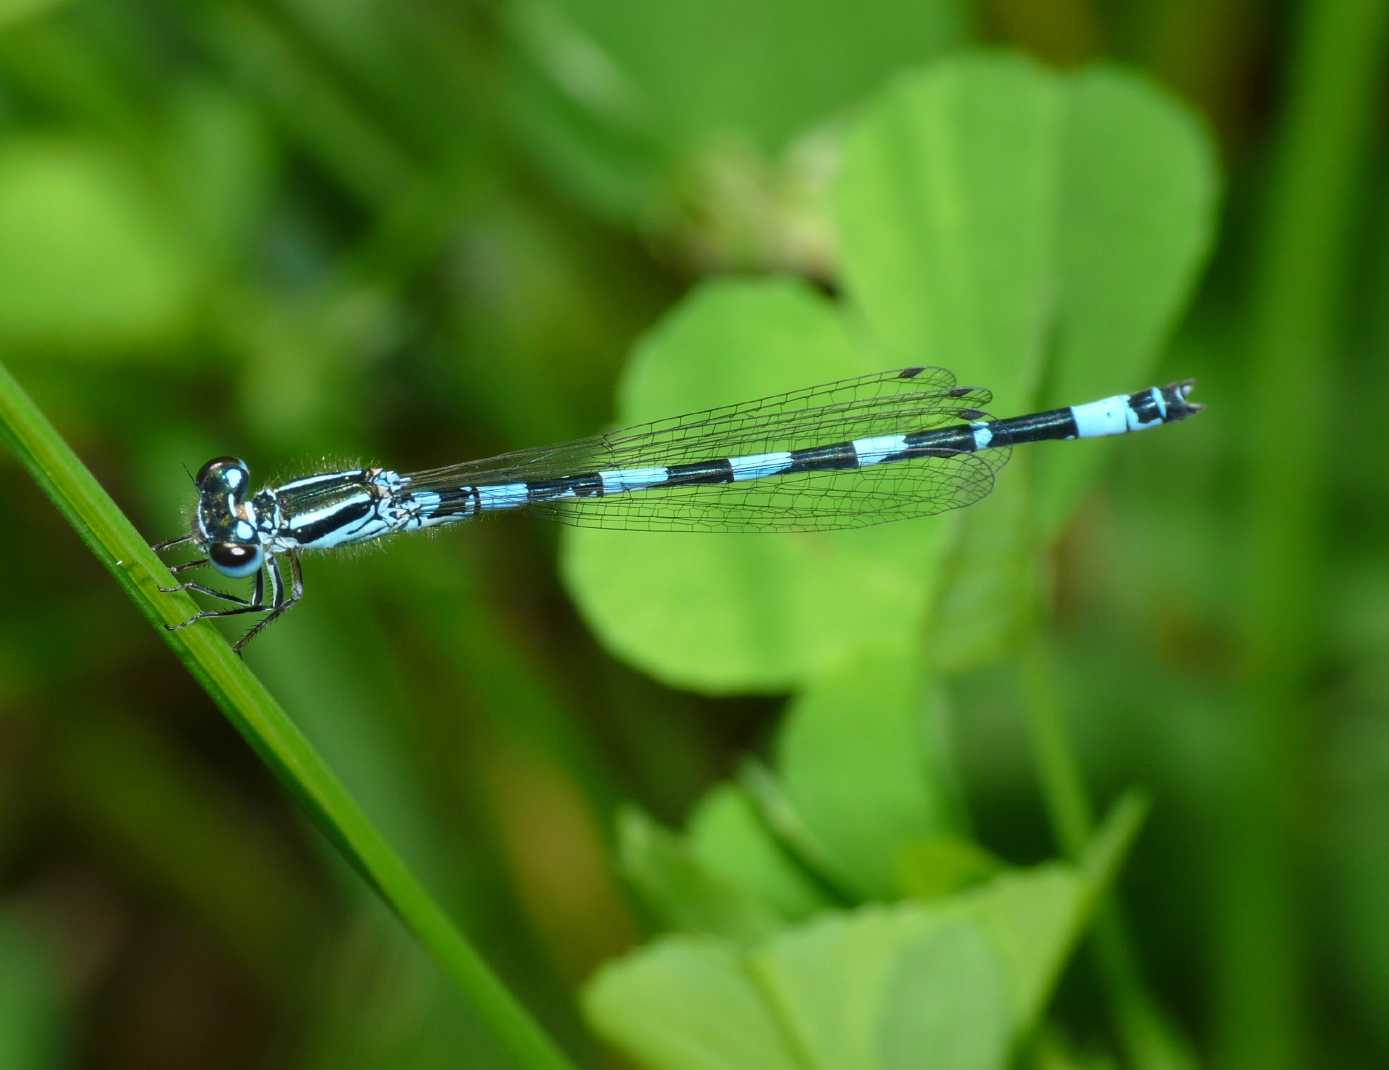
[837,53,1065,404]
[776,654,959,898]
[618,807,784,943]
[836,53,1217,661]
[560,278,949,693]
[1036,65,1218,527]
[688,783,834,922]
[837,52,1216,416]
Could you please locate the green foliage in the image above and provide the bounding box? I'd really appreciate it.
[587,798,1144,1070]
[1,2,1382,1068]
[506,0,968,227]
[563,54,1217,692]
[563,51,1216,1069]
[775,656,961,900]
[561,279,941,692]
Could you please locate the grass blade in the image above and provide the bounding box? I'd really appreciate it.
[0,360,575,1070]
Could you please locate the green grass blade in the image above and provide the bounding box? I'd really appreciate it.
[0,361,575,1070]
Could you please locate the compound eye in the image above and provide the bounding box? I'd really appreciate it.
[208,541,263,578]
[196,457,250,496]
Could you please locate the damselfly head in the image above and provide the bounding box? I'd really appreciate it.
[194,457,264,577]
[197,456,251,496]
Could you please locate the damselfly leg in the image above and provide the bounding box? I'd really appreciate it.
[151,535,304,654]
[228,554,303,654]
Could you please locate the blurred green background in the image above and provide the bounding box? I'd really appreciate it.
[2,1,1387,1067]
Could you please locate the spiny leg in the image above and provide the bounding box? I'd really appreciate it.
[165,567,268,635]
[231,553,303,654]
[158,557,256,605]
[151,534,194,554]
[154,536,261,609]
[151,535,211,580]
[152,535,227,591]
[165,580,258,606]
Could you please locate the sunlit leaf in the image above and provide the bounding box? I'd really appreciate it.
[584,938,803,1070]
[838,53,1065,403]
[618,807,785,943]
[561,278,948,693]
[587,797,1144,1069]
[776,654,961,898]
[876,923,1010,1070]
[836,54,1217,665]
[688,783,834,921]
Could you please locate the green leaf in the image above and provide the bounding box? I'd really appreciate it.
[505,0,967,225]
[925,452,1040,673]
[619,807,785,943]
[838,53,1065,402]
[837,52,1216,415]
[560,278,950,693]
[836,53,1217,660]
[776,654,961,898]
[584,938,804,1070]
[0,363,574,1070]
[585,797,1145,1068]
[896,836,1004,901]
[564,57,1216,689]
[750,796,1143,1060]
[1034,65,1219,530]
[971,791,1148,1032]
[877,923,1011,1070]
[687,784,834,922]
[0,138,201,351]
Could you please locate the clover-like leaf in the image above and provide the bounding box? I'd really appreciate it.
[586,797,1145,1069]
[776,654,962,898]
[836,54,1217,665]
[560,278,948,693]
[618,807,785,943]
[688,783,834,922]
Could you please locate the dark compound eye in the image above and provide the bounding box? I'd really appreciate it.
[208,541,263,578]
[196,456,250,495]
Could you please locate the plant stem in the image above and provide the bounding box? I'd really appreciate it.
[1022,637,1196,1070]
[1222,4,1389,1068]
[0,361,575,1070]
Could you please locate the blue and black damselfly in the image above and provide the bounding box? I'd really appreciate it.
[152,366,1201,652]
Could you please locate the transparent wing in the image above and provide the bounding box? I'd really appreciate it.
[408,367,985,481]
[404,366,1011,533]
[525,450,1008,532]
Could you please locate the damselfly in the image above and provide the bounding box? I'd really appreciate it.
[152,366,1201,652]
